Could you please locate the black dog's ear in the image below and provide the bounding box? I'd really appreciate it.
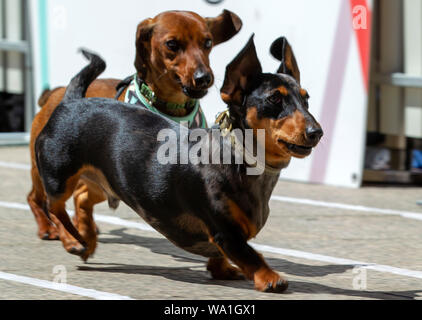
[270,37,300,84]
[221,34,262,106]
[206,10,242,46]
[134,18,155,79]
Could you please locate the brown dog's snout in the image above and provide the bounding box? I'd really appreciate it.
[193,68,213,89]
[182,67,213,99]
[305,125,323,146]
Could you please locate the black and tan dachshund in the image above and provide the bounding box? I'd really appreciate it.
[35,36,322,293]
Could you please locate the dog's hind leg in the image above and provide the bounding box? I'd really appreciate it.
[27,167,59,240]
[72,181,107,261]
[46,174,88,258]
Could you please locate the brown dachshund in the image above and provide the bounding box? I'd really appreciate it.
[27,10,242,261]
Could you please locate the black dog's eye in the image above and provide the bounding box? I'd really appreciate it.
[204,39,213,49]
[303,92,310,109]
[267,91,283,105]
[166,40,180,52]
[300,89,310,100]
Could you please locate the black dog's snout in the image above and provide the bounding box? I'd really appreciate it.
[305,126,323,145]
[193,69,212,89]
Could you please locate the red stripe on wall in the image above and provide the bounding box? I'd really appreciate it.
[309,0,372,185]
[349,0,372,91]
[309,0,353,183]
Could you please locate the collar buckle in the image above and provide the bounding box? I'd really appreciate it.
[215,110,232,137]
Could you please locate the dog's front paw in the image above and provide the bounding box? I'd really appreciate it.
[72,216,98,262]
[253,268,288,293]
[63,240,87,259]
[79,233,97,263]
[39,224,59,240]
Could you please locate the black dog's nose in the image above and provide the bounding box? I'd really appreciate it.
[305,126,323,145]
[193,69,212,89]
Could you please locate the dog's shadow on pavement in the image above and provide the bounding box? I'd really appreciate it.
[78,228,421,300]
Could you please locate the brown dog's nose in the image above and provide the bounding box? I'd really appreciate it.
[305,126,323,145]
[193,69,212,89]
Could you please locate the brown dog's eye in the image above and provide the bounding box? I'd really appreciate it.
[267,91,282,105]
[166,40,180,52]
[204,39,213,49]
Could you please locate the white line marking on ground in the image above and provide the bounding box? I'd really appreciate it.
[0,201,155,232]
[2,160,422,221]
[0,161,31,170]
[2,200,422,281]
[0,271,134,300]
[249,243,422,280]
[0,201,30,211]
[94,215,156,232]
[270,195,422,221]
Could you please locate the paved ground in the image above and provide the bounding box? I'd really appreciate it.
[1,145,422,300]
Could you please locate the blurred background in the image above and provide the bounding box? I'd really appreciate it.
[0,0,421,189]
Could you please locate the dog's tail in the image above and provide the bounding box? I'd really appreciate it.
[63,49,106,102]
[37,89,53,107]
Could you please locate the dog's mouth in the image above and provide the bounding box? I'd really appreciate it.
[278,139,313,157]
[174,74,208,99]
[182,86,208,99]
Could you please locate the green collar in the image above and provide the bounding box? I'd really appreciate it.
[137,76,198,111]
[127,74,206,128]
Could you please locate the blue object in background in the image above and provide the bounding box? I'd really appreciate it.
[412,150,422,169]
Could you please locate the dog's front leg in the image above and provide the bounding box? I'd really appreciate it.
[211,232,288,293]
[207,257,245,280]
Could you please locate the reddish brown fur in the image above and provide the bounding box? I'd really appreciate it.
[136,12,214,114]
[44,164,114,260]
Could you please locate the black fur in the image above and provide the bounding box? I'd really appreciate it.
[63,49,106,101]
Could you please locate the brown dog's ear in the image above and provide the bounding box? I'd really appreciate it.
[206,10,242,46]
[134,18,155,78]
[221,34,262,106]
[270,37,300,84]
